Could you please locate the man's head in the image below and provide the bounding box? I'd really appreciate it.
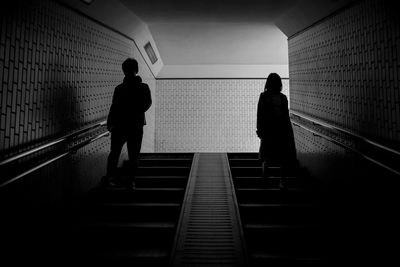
[122,58,138,76]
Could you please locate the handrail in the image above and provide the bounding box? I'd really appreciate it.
[290,111,400,176]
[0,130,109,188]
[290,110,400,157]
[0,120,107,167]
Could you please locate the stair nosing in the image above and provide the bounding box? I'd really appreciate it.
[89,222,176,229]
[95,202,181,207]
[239,203,313,208]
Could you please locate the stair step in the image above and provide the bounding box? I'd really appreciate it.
[135,176,187,188]
[138,159,193,167]
[227,153,259,160]
[239,203,312,208]
[91,187,185,203]
[136,166,191,176]
[236,188,311,203]
[89,221,176,229]
[239,203,320,224]
[229,159,263,167]
[231,166,297,177]
[244,223,322,253]
[244,224,315,230]
[139,153,194,160]
[102,248,169,258]
[135,175,187,179]
[251,251,321,260]
[85,202,181,222]
[250,251,322,266]
[234,177,304,188]
[81,247,171,266]
[95,202,181,207]
[231,166,267,177]
[80,221,177,247]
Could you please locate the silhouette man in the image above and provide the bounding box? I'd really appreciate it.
[256,73,297,189]
[103,58,152,189]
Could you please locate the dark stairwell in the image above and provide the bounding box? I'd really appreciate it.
[228,153,323,266]
[72,153,194,266]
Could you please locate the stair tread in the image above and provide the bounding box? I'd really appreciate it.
[102,248,169,258]
[245,224,315,229]
[140,158,191,160]
[95,202,181,207]
[103,248,169,258]
[239,203,313,208]
[137,166,191,169]
[234,176,298,179]
[236,188,305,192]
[135,176,187,179]
[88,221,176,229]
[250,251,321,260]
[231,166,267,169]
[105,187,185,192]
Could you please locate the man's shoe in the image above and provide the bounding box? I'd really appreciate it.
[125,182,135,191]
[279,178,287,190]
[101,176,117,188]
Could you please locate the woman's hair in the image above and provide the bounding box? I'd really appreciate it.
[264,73,282,93]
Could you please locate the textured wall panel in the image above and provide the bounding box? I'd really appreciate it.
[0,0,156,156]
[289,0,400,145]
[155,79,289,152]
[133,45,156,152]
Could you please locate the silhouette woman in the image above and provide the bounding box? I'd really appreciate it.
[256,73,297,189]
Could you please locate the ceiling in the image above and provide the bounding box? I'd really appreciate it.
[118,0,356,77]
[120,0,299,24]
[120,0,300,67]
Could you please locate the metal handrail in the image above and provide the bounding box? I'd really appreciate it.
[0,120,107,167]
[290,110,400,157]
[0,130,109,188]
[290,110,400,176]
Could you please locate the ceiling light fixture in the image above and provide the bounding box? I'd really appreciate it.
[144,42,158,64]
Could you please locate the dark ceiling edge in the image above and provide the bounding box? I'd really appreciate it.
[287,0,362,40]
[53,0,157,79]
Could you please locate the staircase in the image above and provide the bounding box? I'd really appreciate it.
[75,153,193,266]
[228,153,323,266]
[72,152,324,266]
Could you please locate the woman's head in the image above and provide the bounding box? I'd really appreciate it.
[264,73,282,93]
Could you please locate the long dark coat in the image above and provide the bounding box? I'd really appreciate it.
[257,91,297,166]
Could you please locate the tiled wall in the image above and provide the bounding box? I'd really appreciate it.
[289,0,400,145]
[137,50,156,152]
[155,79,289,152]
[0,0,156,157]
[0,0,155,206]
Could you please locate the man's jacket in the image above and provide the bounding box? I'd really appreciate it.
[107,75,152,132]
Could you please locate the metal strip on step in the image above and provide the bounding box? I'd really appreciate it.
[170,153,248,266]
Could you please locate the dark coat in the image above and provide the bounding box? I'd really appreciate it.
[107,75,152,132]
[257,91,297,165]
